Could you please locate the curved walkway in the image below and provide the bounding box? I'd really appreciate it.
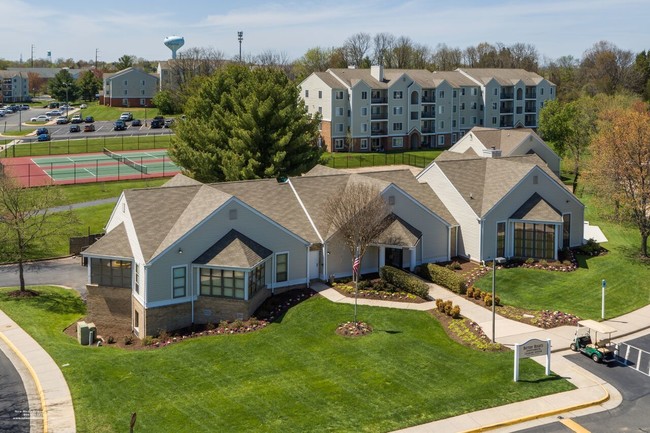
[312,281,650,432]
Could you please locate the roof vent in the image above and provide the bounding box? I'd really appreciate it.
[276,175,288,184]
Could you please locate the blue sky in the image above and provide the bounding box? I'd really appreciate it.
[4,0,649,64]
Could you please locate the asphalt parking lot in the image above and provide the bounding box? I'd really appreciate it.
[27,120,174,140]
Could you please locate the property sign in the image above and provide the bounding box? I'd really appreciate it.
[514,338,551,382]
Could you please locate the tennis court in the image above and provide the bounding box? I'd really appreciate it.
[0,149,181,187]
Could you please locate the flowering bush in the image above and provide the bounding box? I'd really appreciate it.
[533,310,580,328]
[336,321,373,337]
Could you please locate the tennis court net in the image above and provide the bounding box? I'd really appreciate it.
[103,147,148,174]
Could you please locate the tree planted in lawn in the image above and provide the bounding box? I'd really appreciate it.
[169,64,322,182]
[325,181,390,322]
[0,176,78,293]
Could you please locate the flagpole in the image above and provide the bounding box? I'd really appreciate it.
[353,246,359,323]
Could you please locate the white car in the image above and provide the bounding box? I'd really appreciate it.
[46,110,63,117]
[30,114,51,122]
[79,104,88,109]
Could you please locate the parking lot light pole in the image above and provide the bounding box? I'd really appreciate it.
[491,256,506,343]
[63,82,70,117]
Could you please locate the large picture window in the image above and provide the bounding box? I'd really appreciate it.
[200,268,250,300]
[172,266,186,298]
[276,253,288,283]
[90,258,132,288]
[513,222,556,260]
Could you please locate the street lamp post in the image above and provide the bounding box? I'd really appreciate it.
[491,256,506,343]
[62,82,71,117]
[237,31,243,62]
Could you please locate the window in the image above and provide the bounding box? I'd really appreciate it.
[438,90,445,98]
[563,214,571,248]
[494,88,498,96]
[513,222,556,259]
[139,98,146,106]
[335,107,344,116]
[492,116,497,125]
[492,102,497,110]
[461,88,466,96]
[248,263,266,298]
[334,138,345,150]
[91,259,132,288]
[304,90,309,97]
[439,120,444,129]
[393,91,403,99]
[200,268,247,299]
[276,253,288,282]
[393,122,403,131]
[471,102,477,109]
[452,133,458,143]
[347,110,350,117]
[362,123,368,132]
[472,88,478,96]
[540,88,544,95]
[453,90,457,98]
[122,98,128,105]
[141,80,145,86]
[335,91,344,99]
[452,120,457,128]
[361,91,367,99]
[172,266,186,298]
[392,137,403,148]
[438,135,445,146]
[393,106,403,115]
[550,88,554,95]
[461,117,465,125]
[318,90,322,99]
[361,107,368,116]
[135,264,141,294]
[453,105,457,113]
[141,89,145,95]
[497,222,506,257]
[134,310,140,333]
[124,80,128,85]
[460,103,465,110]
[438,105,444,115]
[472,116,477,124]
[336,123,344,133]
[318,106,322,114]
[360,139,368,150]
[124,90,128,95]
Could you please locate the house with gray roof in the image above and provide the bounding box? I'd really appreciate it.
[82,168,455,338]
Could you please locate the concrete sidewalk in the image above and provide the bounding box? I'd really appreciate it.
[0,309,75,433]
[312,281,650,432]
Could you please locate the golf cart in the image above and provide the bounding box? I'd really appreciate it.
[570,319,617,363]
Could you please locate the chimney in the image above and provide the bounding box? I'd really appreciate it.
[371,65,384,82]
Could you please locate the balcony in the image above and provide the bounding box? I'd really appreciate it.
[499,103,513,114]
[371,112,388,120]
[525,102,537,113]
[421,95,436,104]
[421,111,435,119]
[371,128,388,136]
[525,88,537,99]
[500,87,514,99]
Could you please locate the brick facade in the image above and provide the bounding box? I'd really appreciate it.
[98,96,154,108]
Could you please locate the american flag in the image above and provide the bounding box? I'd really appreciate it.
[352,256,360,276]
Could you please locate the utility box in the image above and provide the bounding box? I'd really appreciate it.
[87,322,97,345]
[77,321,89,345]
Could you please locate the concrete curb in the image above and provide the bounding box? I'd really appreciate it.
[0,329,48,433]
[458,366,610,432]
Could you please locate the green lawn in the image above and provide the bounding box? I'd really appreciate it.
[1,128,37,137]
[474,194,650,319]
[0,286,573,433]
[72,102,165,122]
[323,149,443,169]
[54,179,167,206]
[1,135,173,157]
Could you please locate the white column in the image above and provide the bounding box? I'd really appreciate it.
[378,246,386,269]
[409,247,416,271]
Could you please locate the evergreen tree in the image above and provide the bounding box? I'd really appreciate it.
[170,65,322,182]
[48,69,80,103]
[78,70,101,101]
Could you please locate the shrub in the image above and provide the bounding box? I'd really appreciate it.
[107,335,115,344]
[466,286,475,298]
[123,335,134,345]
[143,336,154,346]
[443,300,453,315]
[473,289,482,300]
[436,298,445,312]
[418,263,466,294]
[450,305,461,319]
[157,329,170,342]
[525,258,535,265]
[578,238,602,256]
[494,295,501,306]
[484,294,493,306]
[218,320,229,328]
[446,261,462,270]
[539,259,548,267]
[205,322,216,331]
[380,266,429,298]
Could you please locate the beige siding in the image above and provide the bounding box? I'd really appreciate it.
[300,74,333,120]
[350,81,371,137]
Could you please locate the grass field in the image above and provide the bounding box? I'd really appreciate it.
[0,286,573,433]
[54,179,167,205]
[323,149,443,169]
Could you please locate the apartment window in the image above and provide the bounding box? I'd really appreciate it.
[304,90,309,97]
[472,88,478,96]
[563,214,571,248]
[461,88,466,96]
[139,98,146,106]
[438,90,445,98]
[336,107,344,116]
[361,91,367,99]
[453,90,457,98]
[460,103,465,110]
[452,120,457,128]
[200,268,245,299]
[172,266,186,298]
[141,80,145,86]
[336,123,344,133]
[124,80,128,85]
[393,91,403,99]
[497,222,506,257]
[276,253,288,283]
[141,89,145,95]
[393,106,403,115]
[348,110,350,117]
[124,90,128,95]
[438,135,445,146]
[550,88,554,95]
[334,138,345,150]
[494,88,498,96]
[122,98,128,105]
[472,116,477,124]
[440,120,445,129]
[134,311,140,333]
[392,137,403,148]
[360,139,368,149]
[540,88,544,95]
[335,91,344,99]
[362,123,368,132]
[134,264,141,294]
[453,105,457,113]
[492,116,497,125]
[318,106,322,114]
[318,90,322,98]
[393,122,403,131]
[361,107,368,116]
[471,102,477,109]
[492,102,497,110]
[438,105,444,115]
[461,117,465,125]
[452,133,458,143]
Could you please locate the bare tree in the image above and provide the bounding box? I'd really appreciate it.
[344,32,372,67]
[325,181,390,321]
[0,176,78,294]
[431,43,462,70]
[168,47,226,91]
[372,33,395,66]
[580,41,637,95]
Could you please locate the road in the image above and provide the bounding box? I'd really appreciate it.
[0,256,89,297]
[0,347,30,433]
[517,333,650,433]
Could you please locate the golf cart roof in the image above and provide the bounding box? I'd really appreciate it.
[578,320,617,334]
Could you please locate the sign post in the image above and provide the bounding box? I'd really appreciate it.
[601,279,606,320]
[514,338,551,382]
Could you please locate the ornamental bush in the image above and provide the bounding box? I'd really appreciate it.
[418,263,467,294]
[380,266,429,298]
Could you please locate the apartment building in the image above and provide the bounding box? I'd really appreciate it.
[300,66,555,152]
[99,67,158,108]
[0,71,30,103]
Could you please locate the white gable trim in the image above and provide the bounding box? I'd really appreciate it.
[287,179,324,243]
[382,183,453,228]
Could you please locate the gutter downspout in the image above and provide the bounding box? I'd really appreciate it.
[306,245,310,288]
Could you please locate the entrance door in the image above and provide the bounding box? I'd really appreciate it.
[385,248,403,268]
[309,250,320,280]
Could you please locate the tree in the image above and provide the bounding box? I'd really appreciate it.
[584,106,650,256]
[77,70,101,101]
[325,181,390,322]
[48,69,79,103]
[26,72,46,97]
[431,43,462,70]
[344,32,372,68]
[169,65,322,182]
[292,47,336,81]
[0,176,78,294]
[372,33,395,66]
[152,89,180,115]
[114,54,135,71]
[579,41,637,95]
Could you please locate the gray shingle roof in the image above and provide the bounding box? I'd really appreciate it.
[469,127,536,154]
[194,229,272,268]
[82,223,133,259]
[510,193,563,222]
[162,173,203,187]
[374,215,421,247]
[458,68,548,86]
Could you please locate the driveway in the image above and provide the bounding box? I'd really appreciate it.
[0,257,88,296]
[0,345,30,433]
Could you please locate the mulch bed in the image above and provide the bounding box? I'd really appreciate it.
[330,281,426,303]
[6,289,40,298]
[429,309,506,352]
[335,321,373,337]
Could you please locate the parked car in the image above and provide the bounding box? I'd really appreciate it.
[0,109,5,117]
[164,118,175,128]
[37,133,51,141]
[56,116,69,124]
[114,120,127,131]
[20,104,30,110]
[48,102,60,109]
[84,116,94,123]
[131,119,142,127]
[69,124,81,133]
[36,127,49,135]
[79,103,88,109]
[70,115,83,124]
[46,110,62,117]
[119,112,133,121]
[31,115,51,122]
[150,119,164,128]
[83,124,95,132]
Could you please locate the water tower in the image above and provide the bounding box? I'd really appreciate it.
[164,35,185,59]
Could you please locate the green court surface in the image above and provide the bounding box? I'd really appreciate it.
[32,150,180,181]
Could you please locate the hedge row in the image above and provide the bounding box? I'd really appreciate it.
[379,266,429,298]
[418,263,467,294]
